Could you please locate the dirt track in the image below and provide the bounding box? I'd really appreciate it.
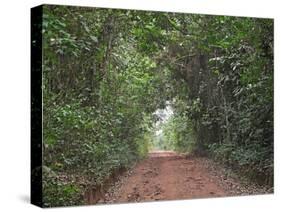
[101,151,229,203]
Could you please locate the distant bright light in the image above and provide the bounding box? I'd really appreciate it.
[154,102,173,136]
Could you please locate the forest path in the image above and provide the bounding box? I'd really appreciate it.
[101,151,228,204]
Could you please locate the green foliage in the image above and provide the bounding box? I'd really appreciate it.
[161,113,196,153]
[42,166,82,207]
[42,5,273,206]
[42,5,164,207]
[160,15,273,185]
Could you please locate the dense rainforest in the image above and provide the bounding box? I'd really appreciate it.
[42,5,273,207]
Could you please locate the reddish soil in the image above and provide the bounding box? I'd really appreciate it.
[101,151,229,204]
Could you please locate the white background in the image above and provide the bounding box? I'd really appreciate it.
[0,0,280,211]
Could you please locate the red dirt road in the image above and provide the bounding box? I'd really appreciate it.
[102,151,228,203]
